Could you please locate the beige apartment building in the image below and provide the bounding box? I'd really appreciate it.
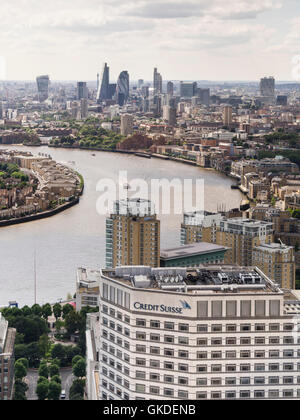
[106,199,160,269]
[202,218,274,266]
[253,243,296,290]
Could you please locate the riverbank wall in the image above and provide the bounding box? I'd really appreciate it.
[0,198,80,228]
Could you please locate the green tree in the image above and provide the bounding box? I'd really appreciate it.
[53,303,62,320]
[62,304,74,319]
[38,333,51,357]
[72,355,83,367]
[69,379,85,399]
[14,361,27,380]
[48,381,61,400]
[73,359,86,379]
[70,393,84,400]
[42,303,52,320]
[31,304,42,317]
[50,344,67,364]
[15,358,29,370]
[38,363,49,379]
[49,364,60,378]
[51,375,61,384]
[36,380,49,400]
[64,311,84,336]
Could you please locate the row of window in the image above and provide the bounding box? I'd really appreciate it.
[135,331,298,346]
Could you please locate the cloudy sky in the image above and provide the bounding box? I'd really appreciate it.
[1,0,300,81]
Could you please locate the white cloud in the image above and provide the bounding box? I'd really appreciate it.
[0,0,292,80]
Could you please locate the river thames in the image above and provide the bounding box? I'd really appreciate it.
[0,145,243,307]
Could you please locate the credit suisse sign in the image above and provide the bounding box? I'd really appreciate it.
[133,300,191,314]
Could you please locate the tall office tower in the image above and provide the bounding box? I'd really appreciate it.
[80,98,88,119]
[152,95,162,117]
[86,264,300,401]
[105,198,160,268]
[197,88,210,106]
[71,101,79,119]
[77,82,88,100]
[138,79,144,89]
[153,67,162,94]
[120,114,134,136]
[36,75,50,102]
[253,243,295,290]
[260,77,275,97]
[116,71,130,106]
[203,218,274,266]
[142,98,149,113]
[97,62,110,103]
[180,81,197,98]
[167,81,174,96]
[108,84,117,100]
[223,105,233,126]
[181,211,224,245]
[0,313,16,400]
[142,86,149,98]
[162,105,177,126]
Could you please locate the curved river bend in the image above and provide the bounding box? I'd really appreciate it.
[0,145,242,307]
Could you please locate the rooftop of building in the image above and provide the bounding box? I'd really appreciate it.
[101,265,284,295]
[220,218,273,228]
[254,242,293,252]
[77,267,101,288]
[160,242,228,260]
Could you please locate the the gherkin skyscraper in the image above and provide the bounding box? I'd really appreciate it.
[116,71,129,106]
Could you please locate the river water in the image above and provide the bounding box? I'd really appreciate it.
[0,145,242,307]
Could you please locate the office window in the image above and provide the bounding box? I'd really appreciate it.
[211,392,222,399]
[269,300,280,317]
[178,337,189,345]
[136,371,146,379]
[196,392,207,399]
[255,301,265,317]
[197,324,208,332]
[211,338,222,346]
[212,301,223,318]
[164,322,174,330]
[150,320,160,329]
[241,301,251,317]
[150,386,159,395]
[212,324,222,332]
[136,319,146,327]
[178,390,188,399]
[196,378,207,386]
[269,390,279,399]
[197,301,208,318]
[226,301,237,317]
[240,391,251,399]
[179,324,189,332]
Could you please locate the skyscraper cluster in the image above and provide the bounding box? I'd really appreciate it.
[97,62,130,106]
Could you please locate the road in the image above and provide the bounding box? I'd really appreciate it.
[26,368,74,400]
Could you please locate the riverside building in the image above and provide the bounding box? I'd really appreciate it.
[106,199,160,269]
[203,218,274,267]
[86,264,300,400]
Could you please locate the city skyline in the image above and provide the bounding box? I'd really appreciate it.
[0,0,300,81]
